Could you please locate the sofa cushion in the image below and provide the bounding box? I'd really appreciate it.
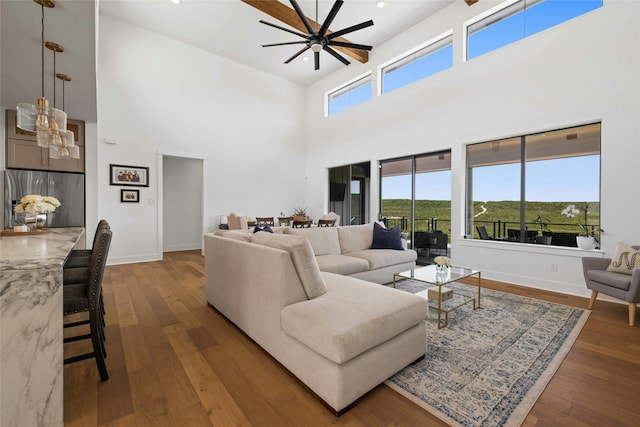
[251,232,327,299]
[253,225,273,233]
[606,242,640,275]
[214,230,252,242]
[285,227,341,256]
[337,223,374,254]
[281,272,427,364]
[315,254,370,275]
[370,222,404,250]
[345,249,417,270]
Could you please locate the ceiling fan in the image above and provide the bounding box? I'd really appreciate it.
[254,0,374,71]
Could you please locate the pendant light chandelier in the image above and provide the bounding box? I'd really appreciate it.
[15,0,68,155]
[46,41,79,159]
[53,72,79,159]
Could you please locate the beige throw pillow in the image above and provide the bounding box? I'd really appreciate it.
[606,243,640,275]
[251,232,327,299]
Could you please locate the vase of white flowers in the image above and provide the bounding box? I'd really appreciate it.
[14,195,60,230]
[434,256,452,272]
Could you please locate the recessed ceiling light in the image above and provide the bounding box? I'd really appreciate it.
[303,56,309,61]
[377,1,385,8]
[171,0,182,4]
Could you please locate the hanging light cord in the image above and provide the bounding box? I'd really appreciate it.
[40,4,45,99]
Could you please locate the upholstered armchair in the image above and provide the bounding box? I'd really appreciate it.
[582,244,640,326]
[227,213,248,230]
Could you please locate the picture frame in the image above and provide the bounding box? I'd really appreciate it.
[121,189,139,203]
[110,164,149,187]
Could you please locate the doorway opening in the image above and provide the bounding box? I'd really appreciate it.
[157,152,207,259]
[328,162,370,225]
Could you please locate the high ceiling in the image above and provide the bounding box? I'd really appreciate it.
[1,0,457,123]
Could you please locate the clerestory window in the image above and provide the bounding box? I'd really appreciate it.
[465,0,603,61]
[326,72,372,116]
[379,31,453,95]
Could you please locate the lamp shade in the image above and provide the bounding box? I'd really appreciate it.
[220,215,228,225]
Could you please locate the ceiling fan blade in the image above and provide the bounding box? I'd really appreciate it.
[314,51,320,71]
[289,0,315,34]
[318,0,344,37]
[323,45,350,66]
[327,20,374,40]
[284,46,311,64]
[259,20,308,39]
[327,41,372,51]
[262,41,308,48]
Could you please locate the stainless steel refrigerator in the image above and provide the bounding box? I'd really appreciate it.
[4,169,85,229]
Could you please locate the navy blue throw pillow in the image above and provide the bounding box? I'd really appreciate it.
[253,225,273,233]
[371,222,404,250]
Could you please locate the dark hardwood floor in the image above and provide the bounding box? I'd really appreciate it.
[63,250,640,426]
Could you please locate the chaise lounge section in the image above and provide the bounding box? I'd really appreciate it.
[205,229,427,414]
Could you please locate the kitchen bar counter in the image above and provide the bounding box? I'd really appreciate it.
[1,227,84,427]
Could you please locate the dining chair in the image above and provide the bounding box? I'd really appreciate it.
[63,219,110,268]
[63,227,112,381]
[292,219,312,228]
[318,219,336,227]
[278,216,293,227]
[255,217,275,227]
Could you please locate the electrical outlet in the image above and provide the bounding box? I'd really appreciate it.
[550,263,558,272]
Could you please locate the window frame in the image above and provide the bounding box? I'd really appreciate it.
[465,122,601,246]
[377,30,454,96]
[325,71,373,117]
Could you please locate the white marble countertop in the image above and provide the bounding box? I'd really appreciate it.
[1,226,84,427]
[0,227,85,270]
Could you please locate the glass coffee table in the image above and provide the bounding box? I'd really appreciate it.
[393,265,481,329]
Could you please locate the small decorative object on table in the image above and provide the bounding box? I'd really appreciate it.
[292,206,308,221]
[433,255,452,272]
[13,195,60,230]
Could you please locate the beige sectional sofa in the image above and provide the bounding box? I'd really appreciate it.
[204,225,427,414]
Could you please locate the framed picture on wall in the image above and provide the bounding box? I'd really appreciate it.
[110,164,149,187]
[121,189,139,203]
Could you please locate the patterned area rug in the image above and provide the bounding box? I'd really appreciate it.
[385,280,590,427]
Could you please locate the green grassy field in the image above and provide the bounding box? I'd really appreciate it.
[381,199,600,239]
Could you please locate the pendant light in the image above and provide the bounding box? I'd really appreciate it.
[15,0,68,145]
[46,41,79,159]
[52,72,80,159]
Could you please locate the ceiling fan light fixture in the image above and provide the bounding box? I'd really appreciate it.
[310,42,323,53]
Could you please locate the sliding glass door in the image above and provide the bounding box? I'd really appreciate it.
[380,151,451,263]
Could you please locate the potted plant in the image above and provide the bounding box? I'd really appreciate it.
[292,206,308,221]
[560,204,600,250]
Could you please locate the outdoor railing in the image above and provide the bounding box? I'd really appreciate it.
[380,216,600,248]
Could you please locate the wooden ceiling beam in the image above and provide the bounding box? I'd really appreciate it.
[241,0,369,64]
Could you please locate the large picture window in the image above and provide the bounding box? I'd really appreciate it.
[466,123,601,247]
[326,73,372,116]
[465,0,603,61]
[379,32,453,95]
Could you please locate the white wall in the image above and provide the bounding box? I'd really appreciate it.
[303,1,640,297]
[162,155,203,252]
[97,15,307,264]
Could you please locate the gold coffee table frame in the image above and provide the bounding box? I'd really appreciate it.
[393,265,482,329]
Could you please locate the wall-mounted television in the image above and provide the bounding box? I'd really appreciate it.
[329,182,346,202]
